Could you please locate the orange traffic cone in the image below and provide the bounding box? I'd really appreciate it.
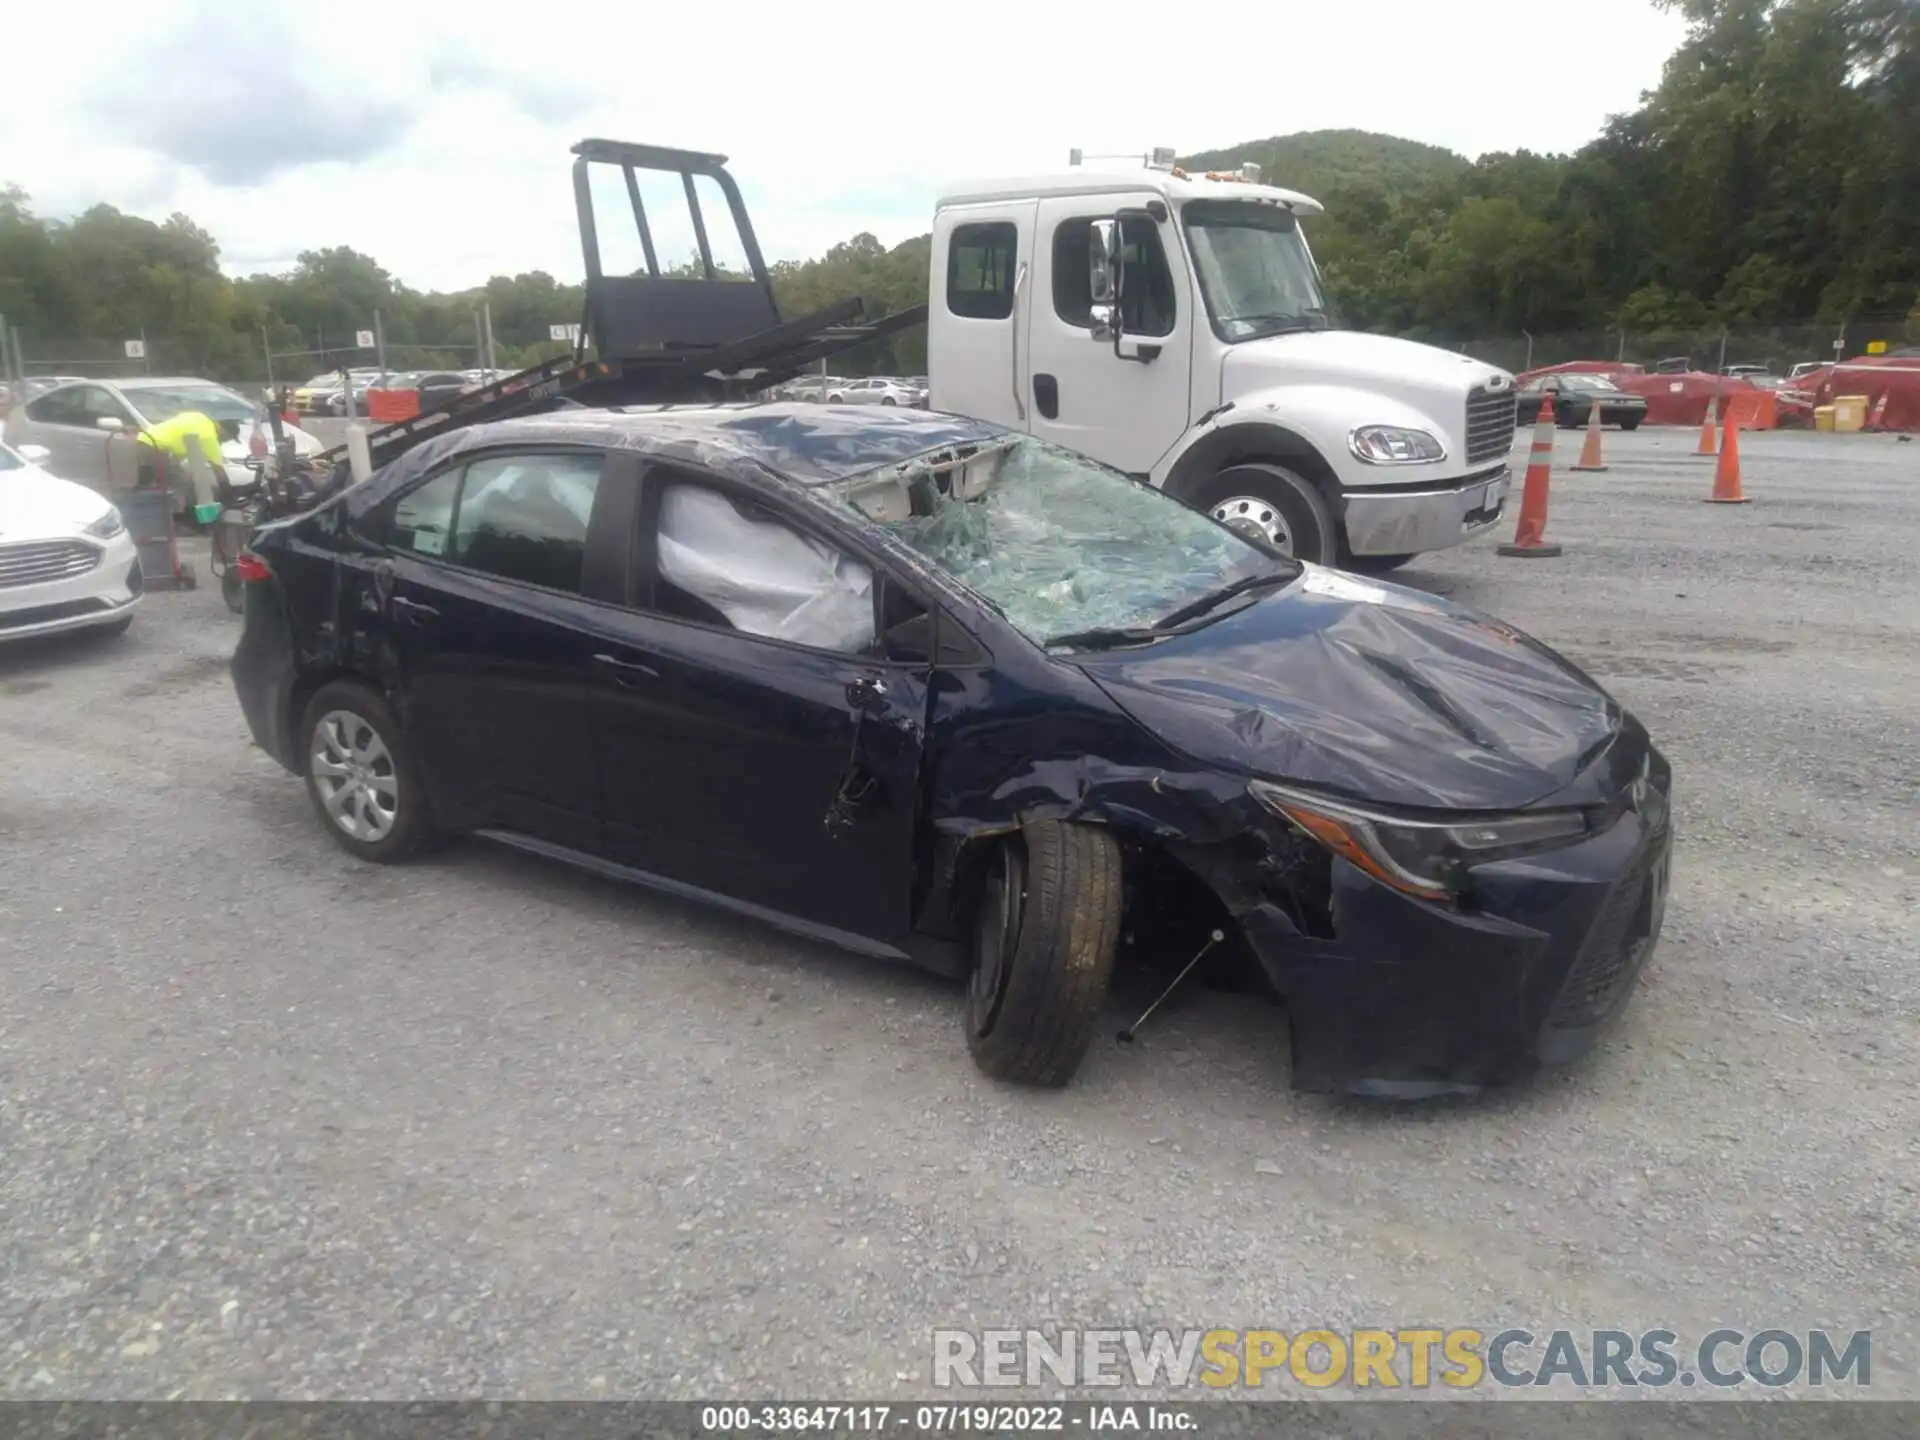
[1704,414,1749,504]
[1696,404,1718,455]
[1499,391,1565,557]
[1571,401,1608,472]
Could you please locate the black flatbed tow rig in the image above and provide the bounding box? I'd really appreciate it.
[313,139,928,475]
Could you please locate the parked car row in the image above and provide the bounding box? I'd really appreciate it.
[290,368,504,416]
[767,374,929,407]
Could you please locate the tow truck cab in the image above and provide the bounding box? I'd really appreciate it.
[926,152,1519,569]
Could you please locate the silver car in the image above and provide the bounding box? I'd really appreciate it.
[2,376,325,490]
[826,376,921,406]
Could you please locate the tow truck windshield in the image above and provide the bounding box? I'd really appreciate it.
[1183,200,1332,343]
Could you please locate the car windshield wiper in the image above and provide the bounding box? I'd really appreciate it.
[1151,569,1295,630]
[1042,625,1168,652]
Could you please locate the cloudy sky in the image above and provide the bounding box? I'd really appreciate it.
[3,0,1690,294]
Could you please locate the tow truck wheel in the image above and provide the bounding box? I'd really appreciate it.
[1191,462,1335,564]
[965,820,1122,1088]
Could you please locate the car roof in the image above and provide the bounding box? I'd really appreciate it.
[347,402,1009,514]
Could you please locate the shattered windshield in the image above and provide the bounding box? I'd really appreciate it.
[829,435,1296,648]
[1183,200,1331,342]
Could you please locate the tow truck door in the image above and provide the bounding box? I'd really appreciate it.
[1025,195,1194,476]
[928,200,1037,433]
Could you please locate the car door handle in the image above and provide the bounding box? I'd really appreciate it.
[593,653,660,688]
[391,596,438,624]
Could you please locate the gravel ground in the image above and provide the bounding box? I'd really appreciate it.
[0,426,1914,1404]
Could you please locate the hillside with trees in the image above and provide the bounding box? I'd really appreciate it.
[1,0,1914,384]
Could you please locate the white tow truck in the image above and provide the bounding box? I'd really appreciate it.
[925,149,1518,570]
[326,139,1515,576]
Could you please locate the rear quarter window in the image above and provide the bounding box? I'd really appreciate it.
[946,222,1018,321]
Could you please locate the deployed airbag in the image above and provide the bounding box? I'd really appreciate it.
[657,484,874,652]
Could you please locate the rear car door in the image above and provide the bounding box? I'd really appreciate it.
[588,465,933,946]
[928,202,1038,430]
[12,386,101,482]
[359,446,632,852]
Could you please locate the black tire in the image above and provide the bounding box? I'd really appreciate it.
[1620,416,1643,432]
[298,680,437,863]
[1344,552,1416,575]
[1189,461,1336,564]
[1556,404,1582,429]
[881,396,897,406]
[965,819,1122,1088]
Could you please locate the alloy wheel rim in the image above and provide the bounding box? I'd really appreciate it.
[310,709,399,842]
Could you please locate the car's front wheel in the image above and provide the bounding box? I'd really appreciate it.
[299,681,436,863]
[965,820,1122,1087]
[1620,416,1643,431]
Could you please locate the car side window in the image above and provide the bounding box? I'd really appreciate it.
[946,221,1018,321]
[27,388,88,426]
[81,387,135,426]
[389,469,462,558]
[1052,216,1176,337]
[647,480,878,655]
[451,453,605,594]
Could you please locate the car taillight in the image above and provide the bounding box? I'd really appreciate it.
[235,553,272,583]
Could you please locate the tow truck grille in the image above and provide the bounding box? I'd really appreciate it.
[0,540,100,589]
[1465,384,1518,465]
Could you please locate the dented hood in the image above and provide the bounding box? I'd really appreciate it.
[1074,565,1622,812]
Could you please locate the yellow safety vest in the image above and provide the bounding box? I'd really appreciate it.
[136,410,223,466]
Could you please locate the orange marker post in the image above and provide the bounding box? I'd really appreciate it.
[1499,390,1565,558]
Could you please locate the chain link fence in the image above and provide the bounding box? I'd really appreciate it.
[1436,317,1918,379]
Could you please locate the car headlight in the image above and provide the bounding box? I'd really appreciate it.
[1349,426,1447,465]
[1249,780,1587,901]
[85,507,126,539]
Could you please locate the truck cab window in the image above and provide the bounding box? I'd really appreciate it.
[1052,217,1175,337]
[946,222,1018,321]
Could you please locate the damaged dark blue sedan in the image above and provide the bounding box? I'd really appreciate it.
[230,403,1672,1096]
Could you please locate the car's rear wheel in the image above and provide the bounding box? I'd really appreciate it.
[1620,416,1643,431]
[1191,461,1336,564]
[299,681,436,863]
[881,396,897,406]
[965,820,1122,1087]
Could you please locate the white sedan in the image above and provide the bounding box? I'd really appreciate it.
[0,440,143,642]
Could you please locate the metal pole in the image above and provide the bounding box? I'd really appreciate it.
[1618,327,1627,363]
[0,313,11,386]
[1717,328,1729,377]
[9,327,23,383]
[474,310,486,372]
[140,327,151,374]
[482,301,496,376]
[374,309,389,383]
[262,326,275,387]
[1523,330,1534,373]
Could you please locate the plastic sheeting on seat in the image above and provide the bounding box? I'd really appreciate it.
[657,484,873,652]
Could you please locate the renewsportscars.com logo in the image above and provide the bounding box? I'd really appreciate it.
[931,1328,1872,1391]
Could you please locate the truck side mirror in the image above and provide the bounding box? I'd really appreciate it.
[1087,218,1121,343]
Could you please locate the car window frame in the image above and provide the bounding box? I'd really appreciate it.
[1051,212,1178,338]
[360,444,638,606]
[26,385,93,427]
[626,461,986,669]
[945,220,1020,322]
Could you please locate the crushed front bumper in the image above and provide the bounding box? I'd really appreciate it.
[1241,795,1673,1097]
[1341,466,1510,557]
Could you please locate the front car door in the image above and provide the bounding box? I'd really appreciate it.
[1026,195,1195,476]
[588,464,931,947]
[353,445,635,852]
